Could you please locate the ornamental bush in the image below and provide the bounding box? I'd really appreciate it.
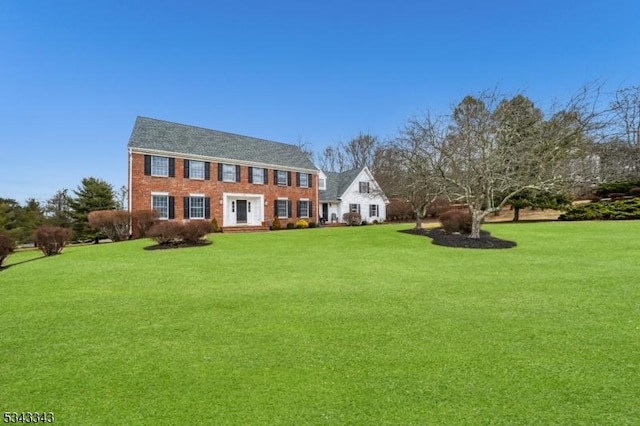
[271,217,281,230]
[0,231,15,268]
[132,209,159,238]
[147,221,183,245]
[343,212,362,226]
[295,219,309,229]
[286,222,295,229]
[33,226,73,256]
[308,221,317,228]
[88,210,130,241]
[181,221,212,245]
[211,217,220,233]
[439,209,472,234]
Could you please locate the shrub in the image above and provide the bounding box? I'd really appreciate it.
[595,179,640,197]
[439,209,472,234]
[147,221,183,245]
[181,221,212,244]
[361,220,368,225]
[211,217,220,233]
[88,210,130,242]
[271,217,281,230]
[630,187,640,197]
[33,226,73,256]
[0,231,15,268]
[295,219,309,229]
[427,197,452,218]
[308,222,317,228]
[559,198,640,221]
[343,212,362,226]
[132,209,159,238]
[608,192,626,200]
[286,222,295,229]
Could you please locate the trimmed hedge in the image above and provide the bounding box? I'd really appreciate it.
[439,209,472,234]
[559,198,640,221]
[147,220,212,245]
[33,226,73,256]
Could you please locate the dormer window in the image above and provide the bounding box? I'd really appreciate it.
[319,178,326,190]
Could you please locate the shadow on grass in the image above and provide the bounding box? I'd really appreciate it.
[399,227,517,249]
[1,254,47,271]
[143,240,213,251]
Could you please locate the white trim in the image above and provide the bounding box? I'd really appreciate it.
[190,193,205,197]
[151,191,169,196]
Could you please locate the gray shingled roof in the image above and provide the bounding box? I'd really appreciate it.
[319,167,365,202]
[128,116,317,171]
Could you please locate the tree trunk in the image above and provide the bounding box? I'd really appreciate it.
[470,210,483,239]
[414,214,422,229]
[512,206,520,222]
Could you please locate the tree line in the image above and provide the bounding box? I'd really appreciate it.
[0,178,125,245]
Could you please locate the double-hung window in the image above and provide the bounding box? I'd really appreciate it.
[189,161,205,180]
[298,200,310,218]
[223,164,236,182]
[299,173,309,188]
[276,199,290,218]
[190,196,205,219]
[369,204,379,217]
[152,194,169,219]
[319,178,326,190]
[252,167,265,184]
[276,170,289,186]
[349,203,360,214]
[359,181,370,193]
[151,156,169,177]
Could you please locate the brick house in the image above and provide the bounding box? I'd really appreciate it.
[128,117,318,231]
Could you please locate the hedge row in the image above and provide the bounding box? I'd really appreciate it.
[559,198,640,221]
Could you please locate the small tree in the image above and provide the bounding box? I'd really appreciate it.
[0,231,15,268]
[88,210,130,242]
[33,226,73,256]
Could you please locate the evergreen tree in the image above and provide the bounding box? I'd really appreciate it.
[44,189,74,228]
[68,178,116,241]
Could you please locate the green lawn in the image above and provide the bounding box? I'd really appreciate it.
[1,222,639,425]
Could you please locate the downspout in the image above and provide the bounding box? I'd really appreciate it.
[128,148,133,237]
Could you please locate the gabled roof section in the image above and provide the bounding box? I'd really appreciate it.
[319,167,366,202]
[128,116,317,171]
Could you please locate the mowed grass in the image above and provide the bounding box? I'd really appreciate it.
[1,222,639,425]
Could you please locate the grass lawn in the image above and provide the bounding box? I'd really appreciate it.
[1,222,639,425]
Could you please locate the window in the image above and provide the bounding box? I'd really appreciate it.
[276,199,290,218]
[189,160,205,180]
[190,196,205,219]
[349,203,360,213]
[222,164,236,182]
[298,200,310,218]
[152,156,169,177]
[319,178,326,190]
[299,173,309,188]
[152,194,169,219]
[359,181,370,193]
[252,167,265,184]
[276,170,289,186]
[369,204,379,217]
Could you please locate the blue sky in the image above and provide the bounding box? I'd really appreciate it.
[2,0,639,203]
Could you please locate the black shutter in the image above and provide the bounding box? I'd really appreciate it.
[309,174,313,188]
[287,171,292,186]
[205,162,211,180]
[248,167,253,183]
[296,172,301,187]
[218,163,223,181]
[274,201,278,217]
[297,200,301,217]
[287,200,292,218]
[168,196,175,219]
[144,155,151,175]
[274,169,278,184]
[183,197,190,219]
[235,165,241,183]
[309,201,313,219]
[264,169,268,184]
[168,158,175,177]
[367,182,370,193]
[184,159,190,178]
[204,197,211,219]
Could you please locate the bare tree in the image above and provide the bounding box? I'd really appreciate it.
[605,86,640,177]
[397,87,601,238]
[343,133,379,170]
[317,145,348,172]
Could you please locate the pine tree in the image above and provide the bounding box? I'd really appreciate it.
[68,178,116,241]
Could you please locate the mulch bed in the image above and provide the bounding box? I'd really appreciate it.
[143,240,212,251]
[401,227,517,249]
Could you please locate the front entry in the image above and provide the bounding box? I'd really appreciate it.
[236,200,247,223]
[322,203,329,223]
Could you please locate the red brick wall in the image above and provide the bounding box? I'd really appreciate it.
[129,151,318,226]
